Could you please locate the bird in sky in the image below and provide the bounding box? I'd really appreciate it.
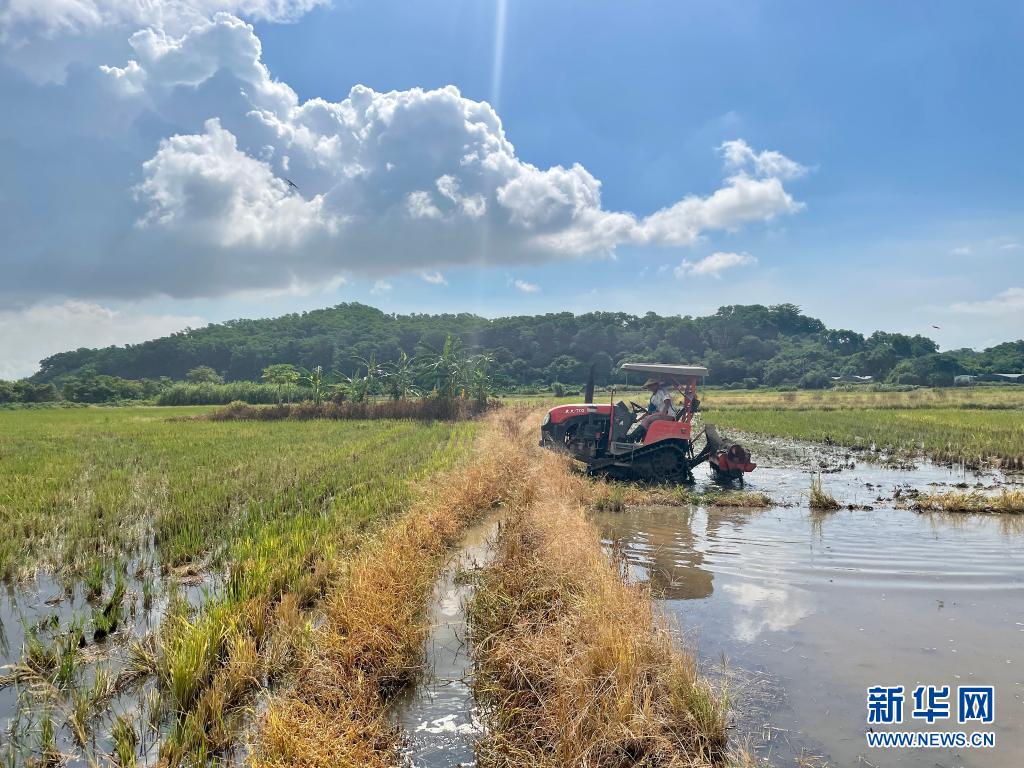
[931,325,941,329]
[284,178,300,192]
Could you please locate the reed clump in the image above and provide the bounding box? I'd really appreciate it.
[469,449,728,767]
[913,489,1024,514]
[251,408,533,768]
[809,475,840,510]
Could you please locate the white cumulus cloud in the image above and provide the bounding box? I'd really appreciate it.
[0,12,808,305]
[136,117,331,248]
[512,279,540,293]
[719,139,810,180]
[420,271,448,285]
[674,251,757,278]
[0,301,204,379]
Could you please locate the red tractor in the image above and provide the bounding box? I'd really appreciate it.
[539,363,756,483]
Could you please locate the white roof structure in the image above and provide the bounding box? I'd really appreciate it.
[619,363,709,379]
[830,374,873,383]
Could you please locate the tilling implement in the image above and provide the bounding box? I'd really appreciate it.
[539,363,756,483]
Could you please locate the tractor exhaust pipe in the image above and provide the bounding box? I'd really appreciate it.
[584,363,595,404]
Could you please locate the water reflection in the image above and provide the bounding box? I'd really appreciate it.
[604,505,770,600]
[596,457,1024,767]
[607,506,711,599]
[721,582,812,644]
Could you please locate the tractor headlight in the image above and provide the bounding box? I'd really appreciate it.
[541,412,551,426]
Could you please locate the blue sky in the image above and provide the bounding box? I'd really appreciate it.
[1,1,1022,377]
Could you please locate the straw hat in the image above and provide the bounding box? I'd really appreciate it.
[642,377,662,388]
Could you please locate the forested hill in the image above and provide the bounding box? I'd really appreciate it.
[31,303,1024,388]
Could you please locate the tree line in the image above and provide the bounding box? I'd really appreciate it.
[3,335,496,406]
[2,302,1021,404]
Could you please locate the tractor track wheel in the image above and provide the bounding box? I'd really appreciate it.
[633,445,692,484]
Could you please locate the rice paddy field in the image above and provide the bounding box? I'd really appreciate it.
[0,406,478,765]
[701,384,1024,411]
[705,404,1024,469]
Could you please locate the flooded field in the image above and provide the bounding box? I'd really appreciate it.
[596,439,1023,767]
[0,566,214,762]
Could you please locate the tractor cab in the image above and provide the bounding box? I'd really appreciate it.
[539,363,756,483]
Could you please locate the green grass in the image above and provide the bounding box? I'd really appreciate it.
[675,488,774,508]
[0,406,479,765]
[705,406,1024,468]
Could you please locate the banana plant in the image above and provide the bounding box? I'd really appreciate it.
[382,350,421,400]
[355,354,385,400]
[298,365,329,405]
[466,353,494,405]
[425,335,464,400]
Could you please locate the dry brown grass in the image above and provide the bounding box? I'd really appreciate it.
[205,396,490,422]
[913,488,1024,514]
[250,408,533,768]
[469,448,728,767]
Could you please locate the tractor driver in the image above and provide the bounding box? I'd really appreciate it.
[633,377,676,439]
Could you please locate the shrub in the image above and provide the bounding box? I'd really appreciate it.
[185,366,224,384]
[799,370,831,390]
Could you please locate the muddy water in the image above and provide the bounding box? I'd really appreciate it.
[597,443,1023,767]
[389,516,498,768]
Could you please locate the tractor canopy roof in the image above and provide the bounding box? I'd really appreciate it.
[619,363,708,381]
